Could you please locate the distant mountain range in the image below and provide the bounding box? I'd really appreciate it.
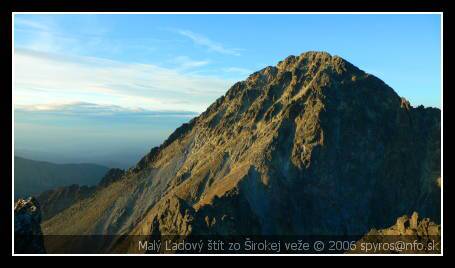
[14,149,143,169]
[16,51,440,254]
[14,156,110,199]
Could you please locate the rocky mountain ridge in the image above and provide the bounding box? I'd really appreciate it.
[37,168,125,220]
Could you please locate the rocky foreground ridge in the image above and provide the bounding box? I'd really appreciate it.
[14,197,46,254]
[350,212,441,254]
[39,52,440,253]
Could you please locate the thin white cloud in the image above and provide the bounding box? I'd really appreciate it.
[172,56,210,71]
[14,15,122,55]
[15,17,51,31]
[15,102,197,117]
[223,67,252,75]
[14,48,235,113]
[176,29,242,56]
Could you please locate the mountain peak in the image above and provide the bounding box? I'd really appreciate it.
[246,51,361,89]
[276,51,344,69]
[42,52,440,246]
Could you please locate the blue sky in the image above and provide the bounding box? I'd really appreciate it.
[13,14,442,167]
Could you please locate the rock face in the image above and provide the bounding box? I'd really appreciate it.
[42,52,440,248]
[351,212,441,254]
[14,197,46,254]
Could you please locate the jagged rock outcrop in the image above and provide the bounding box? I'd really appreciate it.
[98,168,125,188]
[14,197,46,253]
[41,52,440,252]
[137,188,262,238]
[350,212,441,254]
